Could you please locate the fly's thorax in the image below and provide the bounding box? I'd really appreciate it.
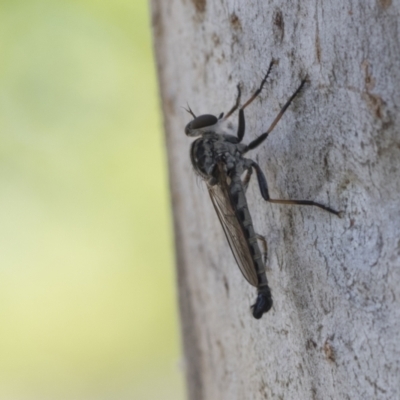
[190,132,243,180]
[190,135,220,180]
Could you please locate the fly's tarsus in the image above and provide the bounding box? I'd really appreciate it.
[241,60,275,111]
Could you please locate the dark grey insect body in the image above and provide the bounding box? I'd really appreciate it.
[185,62,341,319]
[190,134,272,318]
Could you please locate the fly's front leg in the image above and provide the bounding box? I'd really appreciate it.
[224,61,275,143]
[223,84,241,120]
[256,234,269,267]
[250,160,342,217]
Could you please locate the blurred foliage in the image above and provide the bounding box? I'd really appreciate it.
[0,0,184,399]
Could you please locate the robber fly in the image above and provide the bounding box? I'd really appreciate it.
[184,61,341,319]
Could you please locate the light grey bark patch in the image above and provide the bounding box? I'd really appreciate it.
[211,33,221,47]
[377,0,392,9]
[315,28,321,63]
[361,60,388,121]
[191,0,206,13]
[323,337,336,363]
[272,9,284,44]
[229,12,242,31]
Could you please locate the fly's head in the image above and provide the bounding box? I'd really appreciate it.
[185,114,219,137]
[184,104,224,137]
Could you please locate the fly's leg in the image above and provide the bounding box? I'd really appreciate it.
[250,161,343,217]
[243,78,307,153]
[256,234,269,267]
[240,60,275,111]
[241,167,253,193]
[223,84,241,120]
[224,61,275,143]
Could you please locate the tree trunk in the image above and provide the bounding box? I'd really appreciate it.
[150,1,400,399]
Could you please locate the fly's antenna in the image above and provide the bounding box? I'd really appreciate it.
[183,103,197,119]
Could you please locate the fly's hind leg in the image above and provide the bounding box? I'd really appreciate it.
[250,160,343,217]
[256,234,269,269]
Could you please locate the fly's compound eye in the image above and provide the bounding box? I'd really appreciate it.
[185,114,218,136]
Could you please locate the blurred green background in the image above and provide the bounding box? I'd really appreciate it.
[0,0,184,399]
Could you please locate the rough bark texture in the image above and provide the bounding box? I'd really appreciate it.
[150,1,400,399]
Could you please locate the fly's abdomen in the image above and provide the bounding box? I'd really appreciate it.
[228,174,268,288]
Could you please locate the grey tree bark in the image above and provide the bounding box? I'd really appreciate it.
[150,1,400,399]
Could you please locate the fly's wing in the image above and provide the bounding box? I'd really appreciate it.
[208,164,258,287]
